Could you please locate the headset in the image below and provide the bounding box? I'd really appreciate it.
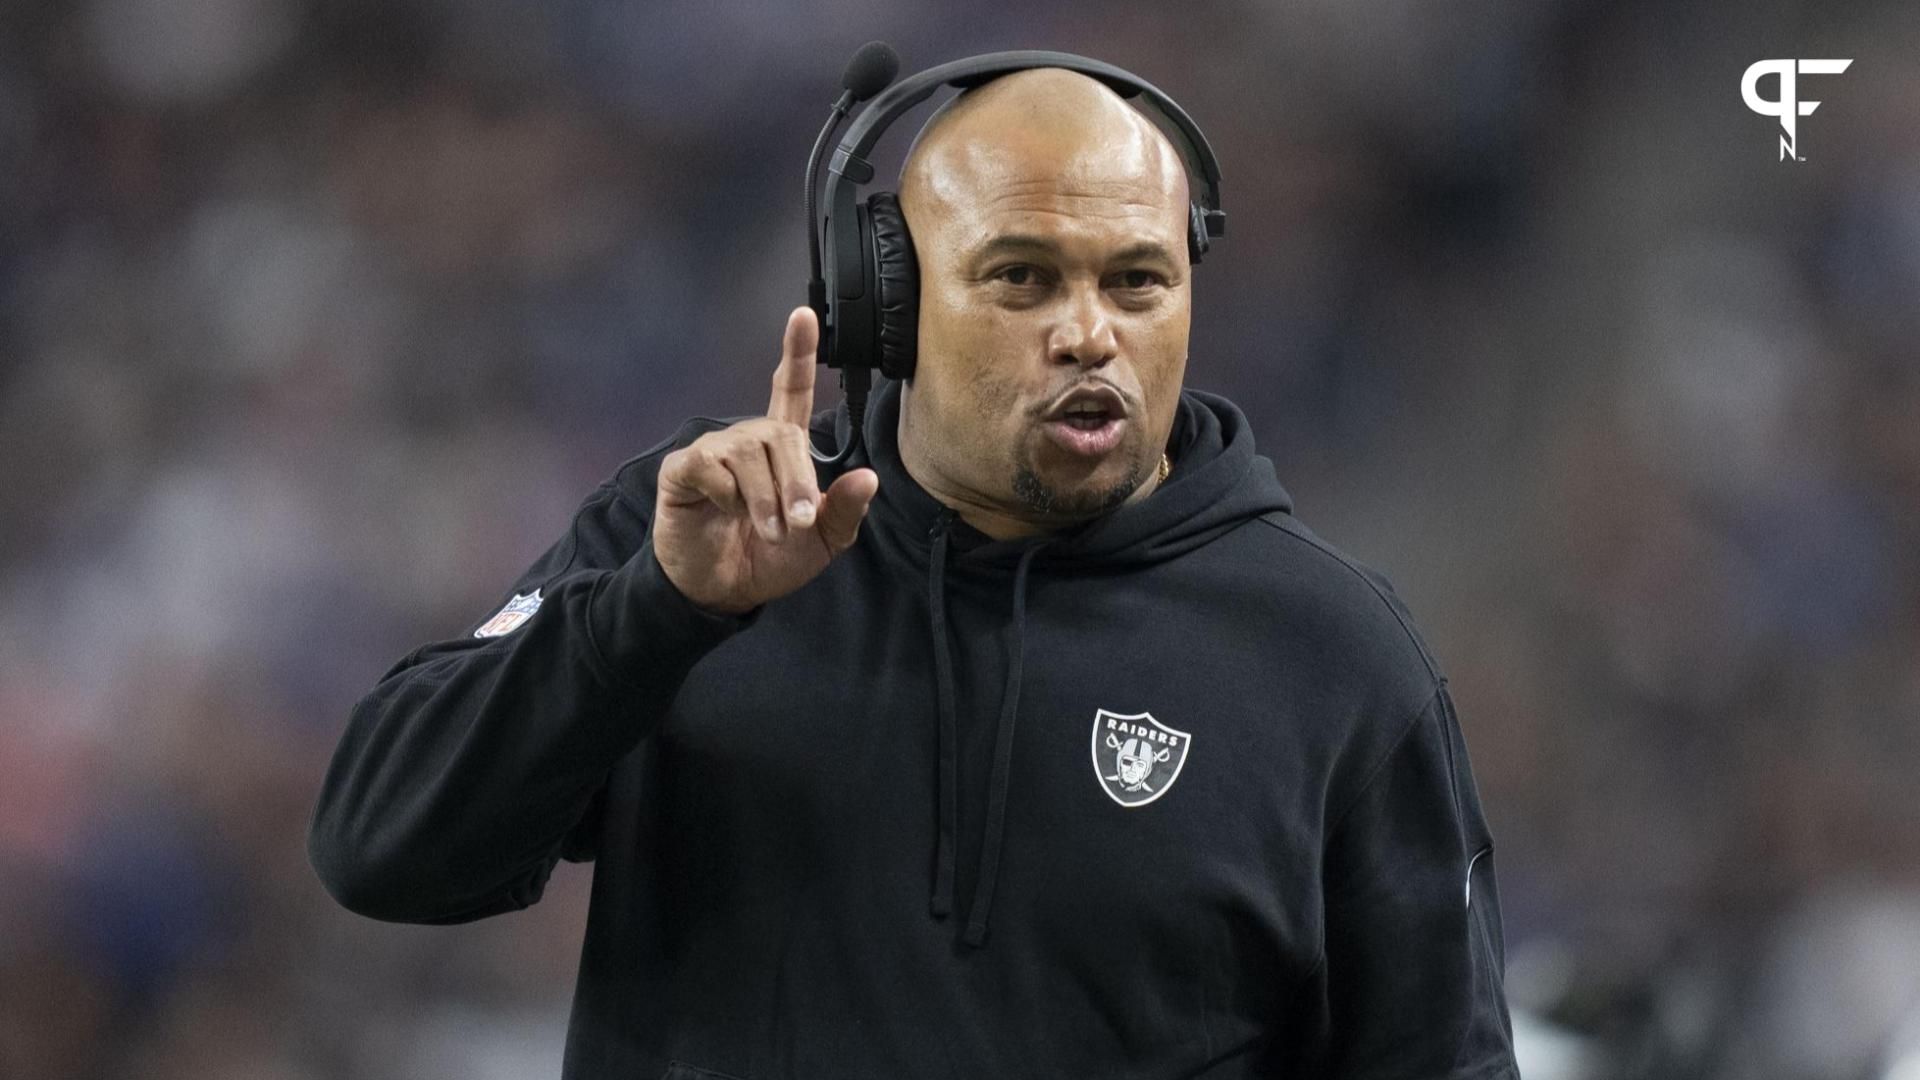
[801,44,1227,465]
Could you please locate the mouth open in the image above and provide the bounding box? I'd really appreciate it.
[1043,412,1126,457]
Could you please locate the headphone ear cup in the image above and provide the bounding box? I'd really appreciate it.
[866,191,919,381]
[1187,202,1209,265]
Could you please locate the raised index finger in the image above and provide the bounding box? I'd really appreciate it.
[767,306,818,427]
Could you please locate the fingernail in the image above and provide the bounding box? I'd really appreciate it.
[762,515,784,540]
[790,499,816,526]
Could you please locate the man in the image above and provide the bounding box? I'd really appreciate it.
[310,67,1519,1078]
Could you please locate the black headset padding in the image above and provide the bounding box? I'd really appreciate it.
[866,192,919,380]
[1188,203,1211,263]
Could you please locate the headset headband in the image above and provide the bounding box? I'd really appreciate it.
[827,50,1223,208]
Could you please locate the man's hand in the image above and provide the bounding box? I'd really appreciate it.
[653,307,881,615]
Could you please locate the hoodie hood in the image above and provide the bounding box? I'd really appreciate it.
[822,376,1294,947]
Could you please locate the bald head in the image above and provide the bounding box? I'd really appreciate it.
[898,68,1191,244]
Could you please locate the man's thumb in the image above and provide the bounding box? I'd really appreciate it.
[816,468,879,555]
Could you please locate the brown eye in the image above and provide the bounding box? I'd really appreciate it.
[1120,269,1161,290]
[997,265,1036,286]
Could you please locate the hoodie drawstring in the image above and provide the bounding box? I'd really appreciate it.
[927,510,960,920]
[964,540,1046,947]
[925,506,1050,947]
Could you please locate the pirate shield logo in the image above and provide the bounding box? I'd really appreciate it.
[1090,709,1192,808]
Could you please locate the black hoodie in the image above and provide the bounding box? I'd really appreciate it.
[309,377,1518,1079]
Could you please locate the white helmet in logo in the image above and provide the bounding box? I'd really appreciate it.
[1091,709,1192,808]
[1107,733,1171,791]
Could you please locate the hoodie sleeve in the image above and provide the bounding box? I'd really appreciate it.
[308,448,759,925]
[1315,681,1519,1079]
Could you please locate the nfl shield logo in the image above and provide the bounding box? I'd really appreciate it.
[474,590,543,638]
[1090,709,1192,808]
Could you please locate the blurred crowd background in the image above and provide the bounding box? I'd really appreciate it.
[1,0,1916,1076]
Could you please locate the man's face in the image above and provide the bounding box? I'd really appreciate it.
[897,71,1193,528]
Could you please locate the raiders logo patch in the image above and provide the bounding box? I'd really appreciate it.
[474,590,542,638]
[1090,709,1191,808]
